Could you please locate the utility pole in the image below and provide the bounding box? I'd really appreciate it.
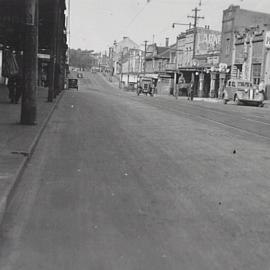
[187,7,204,58]
[21,0,38,125]
[171,22,192,97]
[144,40,148,75]
[119,51,123,88]
[48,0,59,102]
[127,50,130,86]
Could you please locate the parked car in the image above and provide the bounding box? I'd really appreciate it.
[68,78,78,90]
[222,79,264,106]
[137,77,157,96]
[77,73,83,78]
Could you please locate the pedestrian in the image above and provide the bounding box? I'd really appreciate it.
[7,75,16,104]
[188,82,194,101]
[178,74,185,97]
[151,79,156,96]
[15,75,23,104]
[259,80,265,99]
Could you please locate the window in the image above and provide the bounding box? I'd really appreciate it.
[252,64,261,85]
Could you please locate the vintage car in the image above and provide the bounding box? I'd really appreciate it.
[222,79,264,106]
[68,78,79,90]
[136,77,157,96]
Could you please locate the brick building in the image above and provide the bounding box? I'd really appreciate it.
[220,5,270,67]
[220,5,270,98]
[167,26,221,97]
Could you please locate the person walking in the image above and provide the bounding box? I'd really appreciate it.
[259,80,265,99]
[15,75,23,104]
[7,75,16,104]
[188,82,194,101]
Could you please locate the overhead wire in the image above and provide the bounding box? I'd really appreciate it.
[124,1,149,31]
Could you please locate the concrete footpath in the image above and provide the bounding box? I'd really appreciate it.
[0,85,63,226]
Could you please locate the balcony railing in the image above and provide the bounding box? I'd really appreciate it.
[165,62,177,71]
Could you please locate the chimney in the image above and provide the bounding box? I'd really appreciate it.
[165,37,169,47]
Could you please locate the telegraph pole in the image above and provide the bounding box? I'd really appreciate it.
[21,0,38,125]
[144,40,148,75]
[48,0,59,102]
[188,7,204,58]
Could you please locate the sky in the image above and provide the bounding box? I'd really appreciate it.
[69,0,270,53]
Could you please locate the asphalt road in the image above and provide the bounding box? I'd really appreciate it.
[1,72,270,270]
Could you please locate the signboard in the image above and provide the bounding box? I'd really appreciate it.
[195,29,221,56]
[265,31,270,49]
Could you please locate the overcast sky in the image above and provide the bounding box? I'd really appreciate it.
[69,0,270,52]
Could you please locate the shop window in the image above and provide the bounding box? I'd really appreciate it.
[252,64,261,85]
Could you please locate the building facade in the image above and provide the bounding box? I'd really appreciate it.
[111,37,139,76]
[120,48,144,87]
[167,26,221,97]
[231,26,270,98]
[220,5,270,67]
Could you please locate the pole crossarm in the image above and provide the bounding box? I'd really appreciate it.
[187,7,204,28]
[172,22,192,29]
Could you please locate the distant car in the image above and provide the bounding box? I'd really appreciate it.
[222,79,264,106]
[137,77,157,96]
[68,78,78,90]
[91,67,100,73]
[77,73,83,78]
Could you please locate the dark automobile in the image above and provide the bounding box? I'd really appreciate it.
[137,77,156,96]
[222,79,264,106]
[68,78,78,90]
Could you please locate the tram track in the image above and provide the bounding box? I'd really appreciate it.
[140,98,270,141]
[81,72,270,141]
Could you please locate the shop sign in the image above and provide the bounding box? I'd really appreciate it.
[265,31,270,49]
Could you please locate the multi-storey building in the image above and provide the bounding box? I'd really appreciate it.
[231,25,270,98]
[167,26,221,97]
[120,48,144,87]
[111,36,139,76]
[144,43,170,75]
[220,5,270,98]
[221,5,270,68]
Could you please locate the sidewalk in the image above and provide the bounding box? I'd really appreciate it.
[101,77,270,108]
[0,85,63,225]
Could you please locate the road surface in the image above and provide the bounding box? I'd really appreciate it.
[1,72,270,270]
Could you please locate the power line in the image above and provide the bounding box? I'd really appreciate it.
[124,2,149,31]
